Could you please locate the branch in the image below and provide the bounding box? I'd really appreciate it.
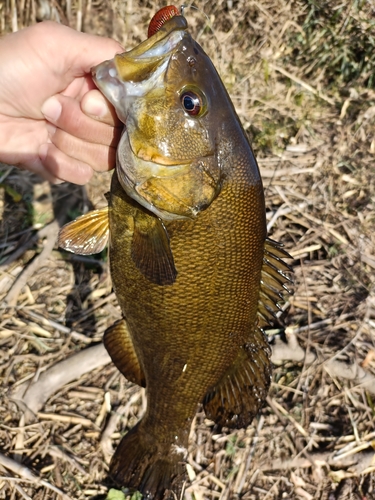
[0,452,72,500]
[263,450,374,475]
[271,331,375,395]
[4,220,59,306]
[11,344,111,419]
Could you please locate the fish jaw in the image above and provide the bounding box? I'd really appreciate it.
[92,59,128,123]
[91,18,188,125]
[116,129,221,221]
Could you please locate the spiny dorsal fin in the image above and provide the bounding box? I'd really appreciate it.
[104,319,146,387]
[131,210,177,286]
[58,207,109,255]
[258,238,293,328]
[202,238,292,428]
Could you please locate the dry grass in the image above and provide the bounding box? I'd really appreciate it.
[1,1,375,499]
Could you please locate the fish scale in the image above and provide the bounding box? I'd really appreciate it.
[58,8,292,500]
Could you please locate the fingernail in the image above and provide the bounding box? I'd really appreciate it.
[82,94,107,117]
[41,97,62,122]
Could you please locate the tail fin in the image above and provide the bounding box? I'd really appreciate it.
[109,422,187,500]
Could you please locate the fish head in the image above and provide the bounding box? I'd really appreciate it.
[92,16,230,221]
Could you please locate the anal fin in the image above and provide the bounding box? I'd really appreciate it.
[203,328,271,429]
[203,238,292,429]
[104,319,146,387]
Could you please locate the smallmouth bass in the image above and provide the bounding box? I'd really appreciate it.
[59,7,292,499]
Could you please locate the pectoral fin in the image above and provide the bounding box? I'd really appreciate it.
[131,210,177,286]
[58,207,109,255]
[203,328,271,429]
[104,319,146,387]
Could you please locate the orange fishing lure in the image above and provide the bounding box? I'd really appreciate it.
[148,5,180,37]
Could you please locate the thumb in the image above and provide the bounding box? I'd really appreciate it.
[38,21,124,77]
[63,27,124,75]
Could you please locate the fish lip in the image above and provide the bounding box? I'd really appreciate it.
[92,16,188,88]
[91,59,120,95]
[91,59,129,123]
[119,16,188,61]
[91,17,188,117]
[112,26,188,83]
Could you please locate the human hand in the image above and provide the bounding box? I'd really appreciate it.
[0,21,124,184]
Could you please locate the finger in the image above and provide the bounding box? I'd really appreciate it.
[39,143,94,185]
[47,126,117,172]
[19,155,61,184]
[81,89,120,126]
[41,94,122,145]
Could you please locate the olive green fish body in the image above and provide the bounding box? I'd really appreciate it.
[109,133,267,412]
[107,125,270,496]
[58,12,292,500]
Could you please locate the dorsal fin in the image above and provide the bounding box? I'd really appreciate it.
[202,238,292,429]
[258,238,293,328]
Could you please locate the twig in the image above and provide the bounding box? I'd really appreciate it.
[267,397,308,437]
[270,63,336,105]
[19,309,71,333]
[100,391,142,462]
[18,309,93,344]
[1,229,40,269]
[48,446,89,476]
[11,344,111,418]
[73,292,116,325]
[279,314,352,335]
[271,332,375,395]
[0,452,72,500]
[263,450,374,476]
[4,220,59,306]
[12,482,32,500]
[0,453,35,481]
[235,415,265,495]
[10,0,18,31]
[37,413,94,427]
[38,478,72,500]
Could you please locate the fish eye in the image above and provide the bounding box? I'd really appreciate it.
[180,91,203,116]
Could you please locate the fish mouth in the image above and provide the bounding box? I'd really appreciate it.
[112,15,188,82]
[91,16,188,120]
